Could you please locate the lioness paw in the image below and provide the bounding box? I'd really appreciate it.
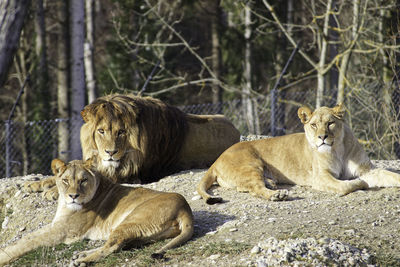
[23,181,43,193]
[43,187,59,201]
[270,189,289,201]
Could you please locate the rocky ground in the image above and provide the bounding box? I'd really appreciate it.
[1,160,400,266]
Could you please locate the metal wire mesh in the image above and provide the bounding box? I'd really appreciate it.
[1,88,400,178]
[0,116,83,177]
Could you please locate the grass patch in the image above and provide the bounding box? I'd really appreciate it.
[11,240,89,266]
[7,239,251,266]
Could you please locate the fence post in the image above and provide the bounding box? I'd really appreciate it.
[5,120,11,177]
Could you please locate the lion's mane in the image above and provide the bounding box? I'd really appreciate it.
[80,94,189,183]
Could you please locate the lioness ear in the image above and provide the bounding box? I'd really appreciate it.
[332,103,346,120]
[51,159,67,176]
[84,157,95,169]
[298,106,313,124]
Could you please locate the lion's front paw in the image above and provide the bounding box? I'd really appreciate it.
[270,189,289,201]
[43,187,59,201]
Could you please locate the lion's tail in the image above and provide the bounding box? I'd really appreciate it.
[197,168,223,205]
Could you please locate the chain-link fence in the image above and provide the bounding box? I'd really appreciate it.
[0,117,83,178]
[1,88,400,178]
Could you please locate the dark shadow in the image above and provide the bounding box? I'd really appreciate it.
[191,210,236,239]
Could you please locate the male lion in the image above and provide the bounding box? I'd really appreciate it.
[197,104,400,204]
[24,94,240,199]
[0,159,193,266]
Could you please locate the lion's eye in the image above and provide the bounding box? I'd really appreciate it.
[62,179,69,185]
[117,129,125,136]
[80,178,88,186]
[98,129,104,134]
[328,121,335,127]
[310,123,317,129]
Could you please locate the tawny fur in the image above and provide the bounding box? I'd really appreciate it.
[25,94,239,199]
[197,104,400,204]
[1,159,193,266]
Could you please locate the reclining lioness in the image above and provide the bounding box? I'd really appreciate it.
[0,159,193,265]
[198,104,400,204]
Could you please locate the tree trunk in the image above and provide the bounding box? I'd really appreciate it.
[14,51,29,175]
[57,0,70,162]
[210,0,222,108]
[328,0,338,105]
[70,0,85,160]
[337,0,359,104]
[243,1,256,134]
[316,0,332,108]
[84,0,97,103]
[0,0,31,87]
[34,0,50,118]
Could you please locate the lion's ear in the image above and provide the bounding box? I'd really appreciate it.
[81,105,95,122]
[332,103,346,120]
[298,106,313,124]
[81,107,90,122]
[51,159,67,176]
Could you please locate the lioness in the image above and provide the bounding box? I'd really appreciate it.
[25,94,240,199]
[1,159,193,265]
[198,104,400,204]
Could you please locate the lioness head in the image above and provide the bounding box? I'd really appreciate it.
[52,159,99,210]
[298,104,345,153]
[81,99,137,175]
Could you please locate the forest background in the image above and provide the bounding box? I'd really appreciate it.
[0,0,400,177]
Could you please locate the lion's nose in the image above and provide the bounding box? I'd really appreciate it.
[318,135,328,141]
[105,149,118,156]
[69,193,80,199]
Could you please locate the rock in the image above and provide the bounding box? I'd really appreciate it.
[206,230,218,235]
[191,195,201,201]
[2,216,9,229]
[250,245,261,254]
[344,229,356,235]
[209,254,220,260]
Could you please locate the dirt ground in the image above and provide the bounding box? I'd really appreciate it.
[1,160,400,266]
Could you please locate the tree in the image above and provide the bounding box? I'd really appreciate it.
[0,0,31,87]
[242,0,258,134]
[56,0,70,162]
[84,0,97,103]
[70,0,86,160]
[210,0,222,105]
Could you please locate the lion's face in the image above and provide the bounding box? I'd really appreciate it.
[94,118,128,170]
[52,159,99,210]
[298,104,345,153]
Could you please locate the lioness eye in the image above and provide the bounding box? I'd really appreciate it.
[310,123,317,129]
[98,129,104,134]
[62,179,69,185]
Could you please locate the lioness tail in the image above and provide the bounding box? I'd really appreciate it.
[197,169,222,205]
